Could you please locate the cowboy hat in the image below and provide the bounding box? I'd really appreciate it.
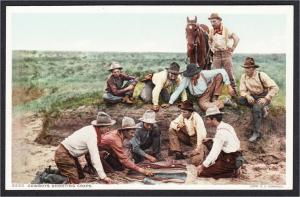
[91,111,116,126]
[119,116,141,131]
[178,100,195,111]
[204,105,224,117]
[108,62,123,71]
[182,64,202,77]
[165,62,182,74]
[241,57,260,68]
[208,13,222,21]
[139,110,158,124]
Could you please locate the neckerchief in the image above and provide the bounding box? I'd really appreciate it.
[213,24,223,35]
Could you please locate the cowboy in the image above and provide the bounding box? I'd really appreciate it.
[98,116,153,176]
[54,112,114,184]
[166,64,235,111]
[129,110,162,163]
[168,100,207,163]
[140,62,187,112]
[103,61,138,104]
[239,57,279,142]
[208,13,240,96]
[197,106,243,179]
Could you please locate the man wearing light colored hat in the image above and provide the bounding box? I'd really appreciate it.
[140,62,188,112]
[54,112,115,184]
[99,116,153,176]
[167,63,236,111]
[196,106,243,179]
[208,13,240,96]
[239,57,279,142]
[129,110,162,163]
[103,61,138,104]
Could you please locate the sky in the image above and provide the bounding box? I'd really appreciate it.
[7,5,293,53]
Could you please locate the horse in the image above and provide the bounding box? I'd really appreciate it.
[185,16,212,70]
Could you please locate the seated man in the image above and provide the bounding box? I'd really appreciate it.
[197,106,243,179]
[99,116,153,176]
[140,62,187,112]
[130,110,161,163]
[239,57,279,142]
[103,62,138,104]
[166,64,236,111]
[168,100,207,164]
[54,112,114,184]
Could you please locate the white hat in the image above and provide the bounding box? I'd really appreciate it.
[204,106,224,117]
[119,117,141,130]
[108,62,123,71]
[139,110,157,124]
[91,112,116,126]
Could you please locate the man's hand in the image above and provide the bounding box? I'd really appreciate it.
[141,168,154,176]
[196,164,204,176]
[145,154,157,163]
[161,103,170,108]
[247,96,255,104]
[152,105,160,112]
[228,85,236,97]
[126,84,135,91]
[257,98,268,105]
[102,177,113,184]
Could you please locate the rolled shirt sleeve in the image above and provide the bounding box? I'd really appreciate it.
[169,77,189,104]
[260,72,279,101]
[193,113,207,148]
[202,134,224,168]
[170,115,184,131]
[86,139,107,179]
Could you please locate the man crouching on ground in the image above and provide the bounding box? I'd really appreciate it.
[98,116,153,176]
[197,106,244,178]
[54,112,114,184]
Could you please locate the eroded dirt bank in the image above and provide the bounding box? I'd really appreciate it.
[12,104,286,185]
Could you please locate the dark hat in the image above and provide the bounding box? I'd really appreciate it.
[91,112,116,126]
[182,64,202,77]
[166,62,182,74]
[208,13,222,21]
[242,57,260,68]
[178,100,195,111]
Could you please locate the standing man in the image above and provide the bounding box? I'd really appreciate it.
[239,57,279,142]
[166,64,235,111]
[208,13,240,96]
[103,62,138,104]
[54,112,114,184]
[197,106,243,179]
[99,116,153,176]
[140,62,187,112]
[168,100,207,164]
[130,110,162,163]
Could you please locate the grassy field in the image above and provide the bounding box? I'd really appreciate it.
[12,50,286,114]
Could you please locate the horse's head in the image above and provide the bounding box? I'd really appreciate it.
[186,16,200,45]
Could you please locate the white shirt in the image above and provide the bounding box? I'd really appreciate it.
[209,25,233,51]
[170,112,207,148]
[62,125,107,179]
[202,121,240,168]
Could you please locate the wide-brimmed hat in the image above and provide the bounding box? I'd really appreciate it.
[166,62,182,74]
[119,116,141,131]
[204,106,224,117]
[108,62,123,71]
[208,13,222,21]
[178,100,195,111]
[242,57,260,68]
[182,64,202,77]
[139,110,157,124]
[91,112,116,126]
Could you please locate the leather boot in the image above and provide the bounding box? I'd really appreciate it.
[175,151,186,160]
[122,95,133,104]
[248,131,261,142]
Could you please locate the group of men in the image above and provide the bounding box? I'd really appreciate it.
[54,13,280,184]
